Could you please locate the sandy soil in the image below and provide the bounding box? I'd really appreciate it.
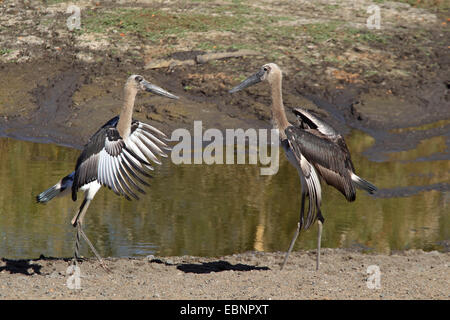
[0,249,448,299]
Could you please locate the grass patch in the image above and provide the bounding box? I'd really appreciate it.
[82,8,248,42]
[301,22,390,45]
[324,56,342,64]
[356,31,390,44]
[344,27,391,44]
[372,0,449,11]
[303,21,343,43]
[364,70,379,77]
[323,4,341,11]
[43,0,75,4]
[0,48,12,55]
[212,2,263,15]
[195,42,257,52]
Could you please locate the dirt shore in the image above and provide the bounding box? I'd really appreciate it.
[0,249,448,299]
[1,0,448,149]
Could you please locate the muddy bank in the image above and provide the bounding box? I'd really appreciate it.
[0,249,448,299]
[0,0,448,155]
[0,55,448,162]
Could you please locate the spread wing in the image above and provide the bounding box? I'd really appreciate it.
[72,116,170,201]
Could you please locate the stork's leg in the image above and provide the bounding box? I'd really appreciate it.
[71,198,90,266]
[281,223,300,270]
[280,192,306,270]
[316,219,323,271]
[71,198,110,273]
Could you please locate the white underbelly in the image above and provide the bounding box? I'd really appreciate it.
[80,180,102,200]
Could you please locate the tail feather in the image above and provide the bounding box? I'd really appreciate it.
[36,172,75,204]
[351,173,377,194]
[36,185,61,203]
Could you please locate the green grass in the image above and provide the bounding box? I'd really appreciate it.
[356,32,390,44]
[372,0,449,11]
[364,70,379,77]
[303,22,391,45]
[303,21,343,43]
[323,4,341,11]
[324,56,342,64]
[195,42,256,51]
[44,0,76,4]
[213,2,263,15]
[302,56,319,65]
[0,48,12,55]
[82,8,248,42]
[344,27,391,44]
[80,4,297,45]
[69,0,432,66]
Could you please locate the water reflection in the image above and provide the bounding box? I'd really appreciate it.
[0,130,448,259]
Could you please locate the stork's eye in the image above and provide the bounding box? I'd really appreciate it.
[263,67,268,71]
[135,76,143,82]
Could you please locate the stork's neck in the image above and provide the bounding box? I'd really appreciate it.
[117,84,137,140]
[270,73,290,139]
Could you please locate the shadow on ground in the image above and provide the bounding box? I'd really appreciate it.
[0,258,43,276]
[176,260,270,274]
[149,257,270,274]
[0,255,72,276]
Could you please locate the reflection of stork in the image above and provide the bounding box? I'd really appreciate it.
[37,75,178,271]
[230,63,377,270]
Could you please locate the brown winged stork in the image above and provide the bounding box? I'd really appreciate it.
[36,75,178,270]
[229,63,376,270]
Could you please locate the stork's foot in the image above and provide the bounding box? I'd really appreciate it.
[70,257,81,266]
[78,228,111,273]
[98,260,112,274]
[73,221,111,273]
[97,257,112,274]
[69,258,77,269]
[69,256,111,274]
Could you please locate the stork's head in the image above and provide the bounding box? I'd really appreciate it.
[229,63,282,93]
[126,74,179,99]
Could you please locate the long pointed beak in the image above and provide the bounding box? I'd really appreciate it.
[143,81,179,99]
[229,69,264,93]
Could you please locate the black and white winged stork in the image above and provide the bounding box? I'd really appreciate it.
[229,63,377,270]
[36,74,179,270]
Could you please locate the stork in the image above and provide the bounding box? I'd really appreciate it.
[229,63,376,270]
[36,75,179,271]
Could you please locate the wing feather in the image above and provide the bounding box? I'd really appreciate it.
[135,129,168,157]
[286,125,356,201]
[72,116,167,201]
[120,153,151,187]
[129,134,161,165]
[297,149,322,229]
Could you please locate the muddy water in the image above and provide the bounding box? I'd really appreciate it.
[0,130,448,260]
